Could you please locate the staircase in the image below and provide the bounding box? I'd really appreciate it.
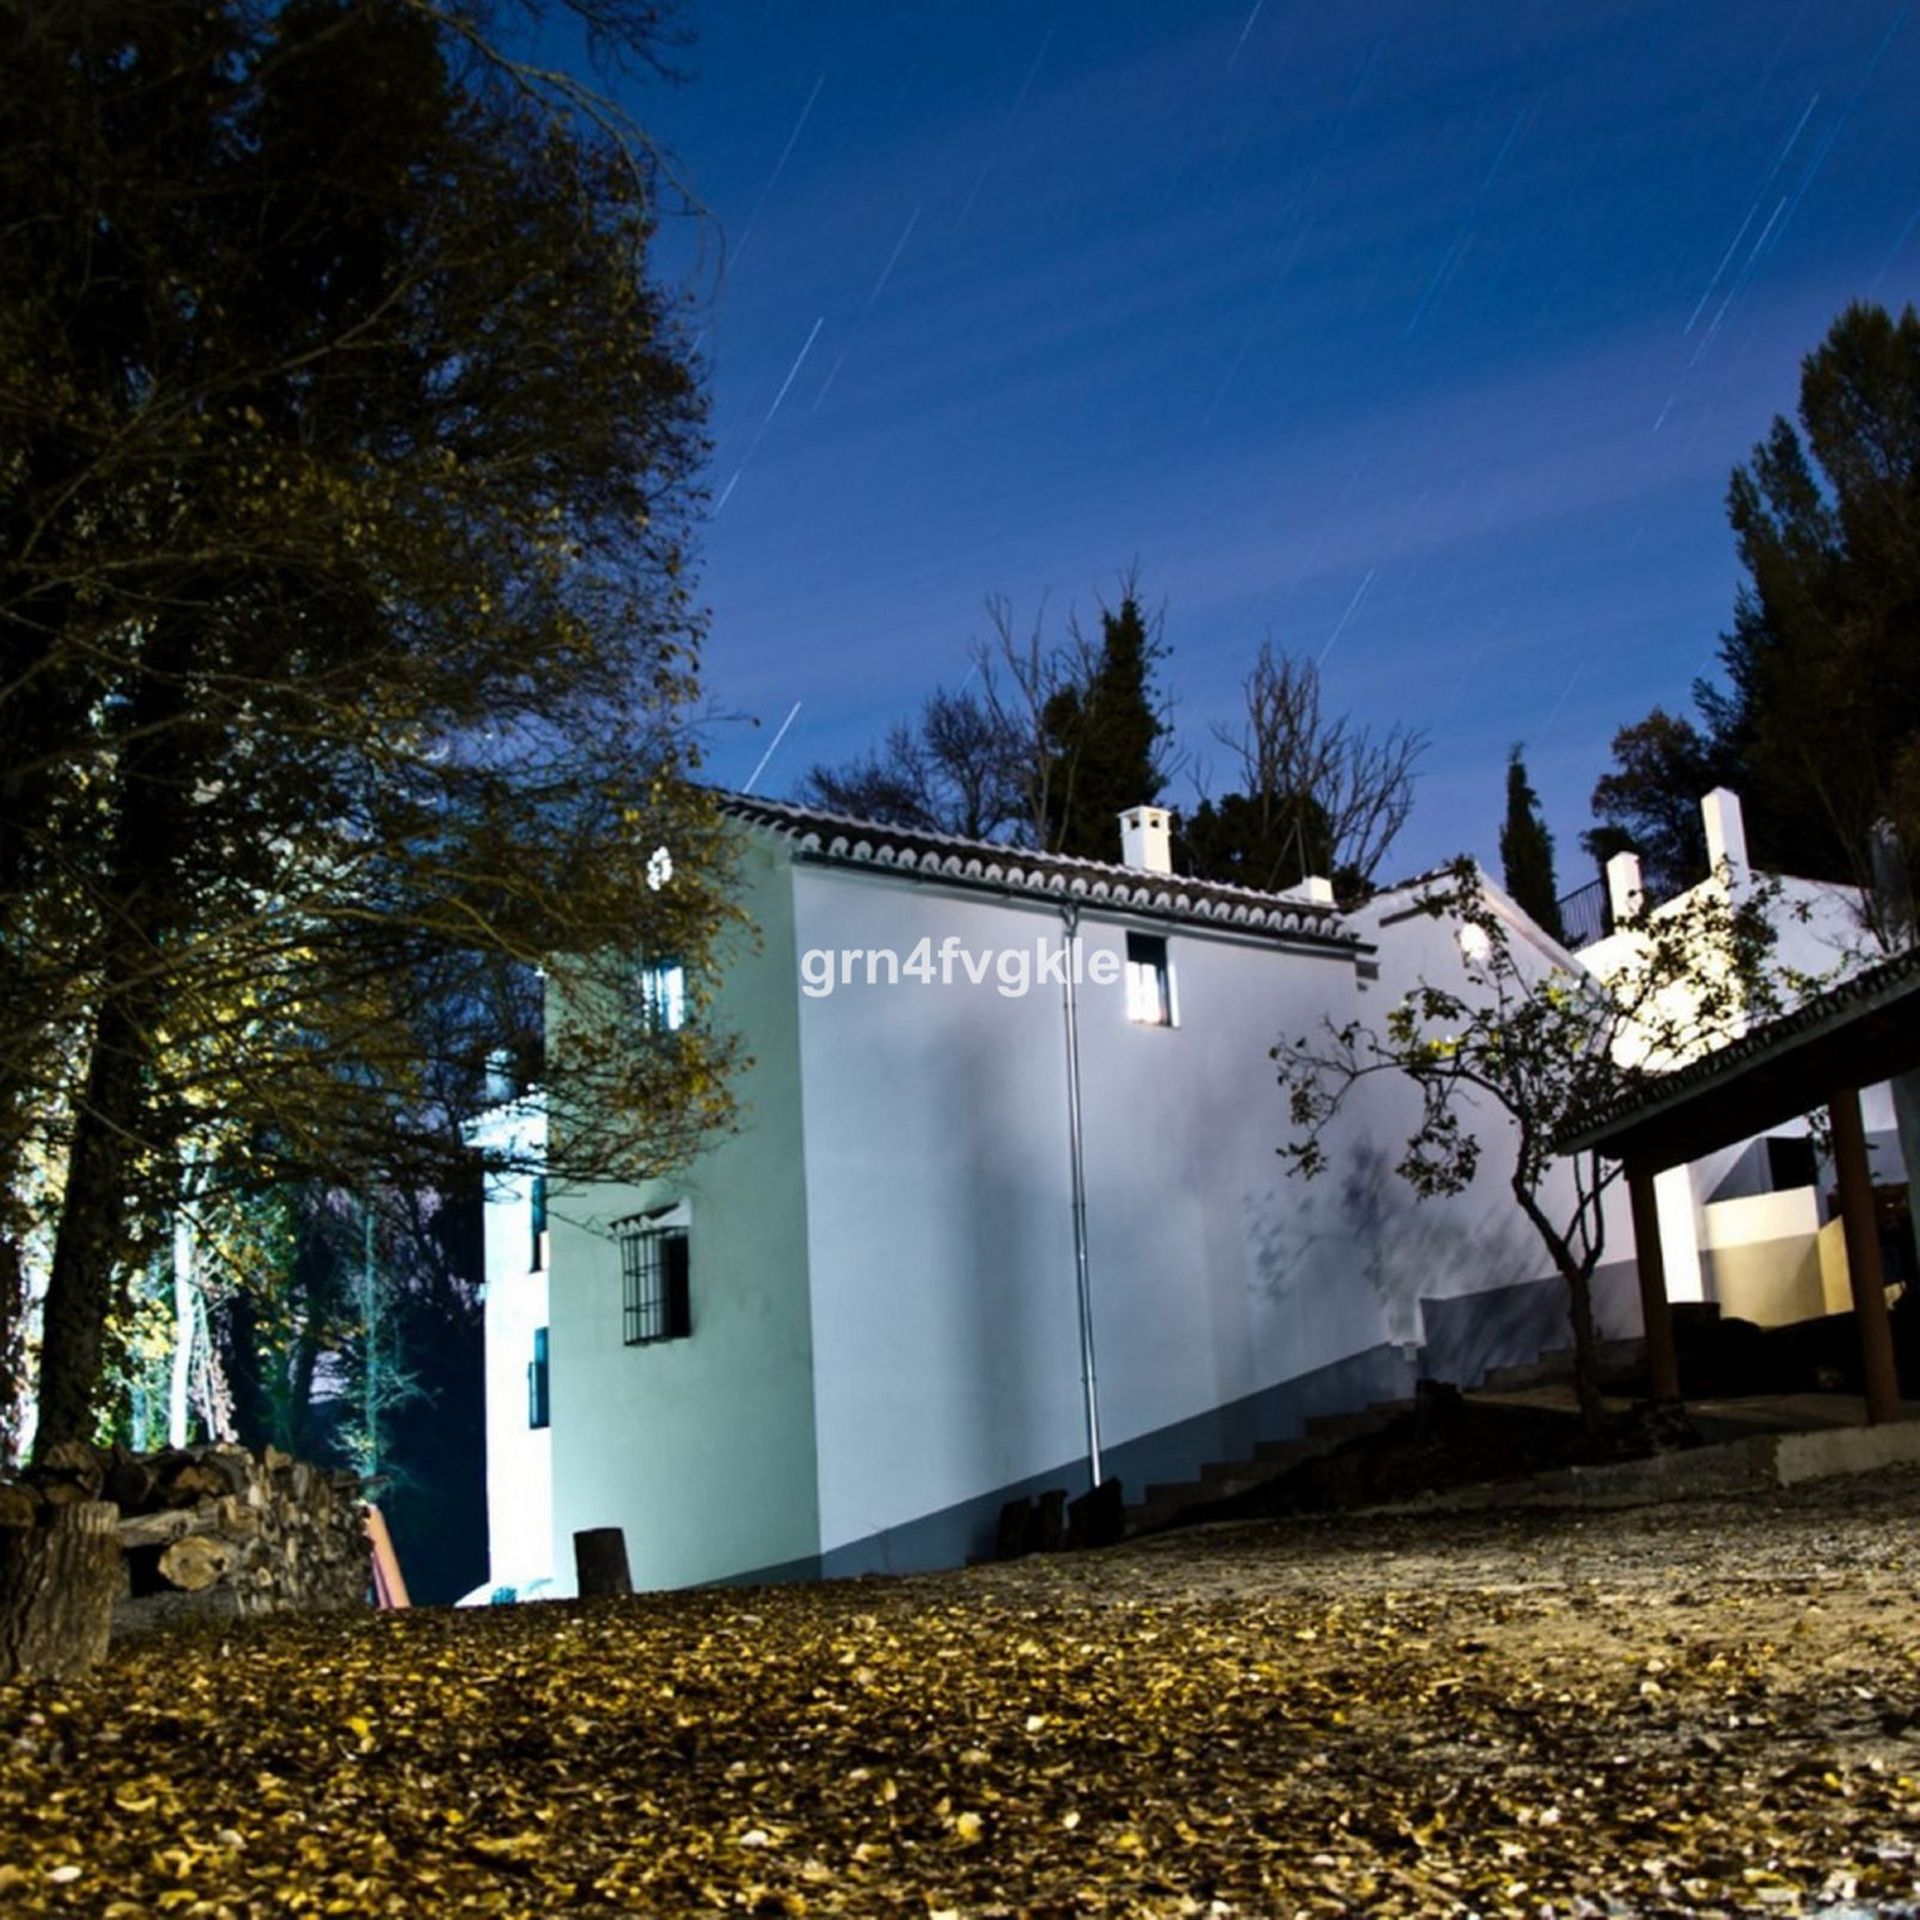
[1476,1335,1646,1396]
[1123,1402,1409,1537]
[1122,1336,1652,1538]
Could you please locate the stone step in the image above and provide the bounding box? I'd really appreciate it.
[1479,1337,1646,1394]
[1125,1404,1411,1536]
[1305,1403,1410,1439]
[1121,1342,1657,1540]
[1140,1465,1266,1508]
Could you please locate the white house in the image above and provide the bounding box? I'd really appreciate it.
[474,796,1641,1598]
[1572,787,1910,1330]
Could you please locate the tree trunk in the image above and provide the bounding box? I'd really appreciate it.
[0,1231,23,1460]
[35,1000,153,1460]
[32,640,193,1463]
[574,1526,632,1599]
[1562,1261,1607,1432]
[1512,1164,1610,1432]
[0,1499,121,1681]
[169,1191,196,1449]
[218,1287,271,1450]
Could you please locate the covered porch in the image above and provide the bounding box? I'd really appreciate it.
[1559,946,1920,1424]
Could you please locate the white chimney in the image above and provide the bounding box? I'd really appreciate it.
[1605,850,1643,924]
[1283,875,1336,906]
[1701,787,1749,882]
[1118,804,1173,875]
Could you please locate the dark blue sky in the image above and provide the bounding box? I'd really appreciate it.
[632,1,1919,884]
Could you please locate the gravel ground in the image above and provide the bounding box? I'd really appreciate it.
[1,1467,1917,1917]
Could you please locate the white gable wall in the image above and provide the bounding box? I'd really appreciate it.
[791,869,1087,1560]
[791,856,1592,1571]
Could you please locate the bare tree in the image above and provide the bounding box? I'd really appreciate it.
[969,593,1086,850]
[1276,862,1787,1425]
[804,579,1180,855]
[801,683,1024,840]
[1197,643,1425,893]
[970,584,1180,856]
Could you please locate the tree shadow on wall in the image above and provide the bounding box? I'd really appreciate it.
[1244,1139,1542,1360]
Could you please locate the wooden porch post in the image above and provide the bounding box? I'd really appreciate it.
[1827,1085,1902,1425]
[1626,1159,1681,1400]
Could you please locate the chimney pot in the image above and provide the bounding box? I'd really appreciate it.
[1605,850,1643,924]
[1118,805,1173,875]
[1701,787,1749,881]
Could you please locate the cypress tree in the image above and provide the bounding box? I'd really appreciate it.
[1042,593,1168,860]
[1500,746,1566,942]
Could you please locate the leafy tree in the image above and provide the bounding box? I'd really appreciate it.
[1589,302,1920,912]
[1703,302,1920,900]
[1040,589,1172,860]
[1184,643,1424,898]
[1180,791,1336,893]
[1499,747,1565,941]
[1583,709,1721,902]
[1,0,738,1455]
[1274,863,1785,1425]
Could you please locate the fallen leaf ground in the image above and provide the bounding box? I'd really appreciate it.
[4,1470,1920,1918]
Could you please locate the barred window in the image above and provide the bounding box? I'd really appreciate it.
[618,1215,691,1345]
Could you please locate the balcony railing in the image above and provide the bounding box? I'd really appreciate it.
[1555,877,1612,951]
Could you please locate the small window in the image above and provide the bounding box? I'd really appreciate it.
[528,1326,550,1429]
[1125,931,1173,1026]
[619,1215,691,1345]
[640,958,687,1033]
[529,1174,548,1272]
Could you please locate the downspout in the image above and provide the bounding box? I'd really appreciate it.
[1058,902,1103,1491]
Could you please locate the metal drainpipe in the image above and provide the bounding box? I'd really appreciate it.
[1059,902,1103,1491]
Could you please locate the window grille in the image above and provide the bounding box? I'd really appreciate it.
[619,1218,691,1345]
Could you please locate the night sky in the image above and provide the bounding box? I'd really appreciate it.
[631,1,1920,885]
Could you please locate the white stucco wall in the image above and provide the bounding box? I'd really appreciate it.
[1702,1187,1827,1326]
[467,1100,553,1589]
[791,858,1588,1563]
[543,838,820,1595]
[791,872,1092,1556]
[1349,874,1638,1313]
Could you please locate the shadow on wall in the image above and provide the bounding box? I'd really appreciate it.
[829,1019,1064,1572]
[1245,1139,1547,1361]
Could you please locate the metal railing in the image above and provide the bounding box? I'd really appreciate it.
[1555,877,1612,950]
